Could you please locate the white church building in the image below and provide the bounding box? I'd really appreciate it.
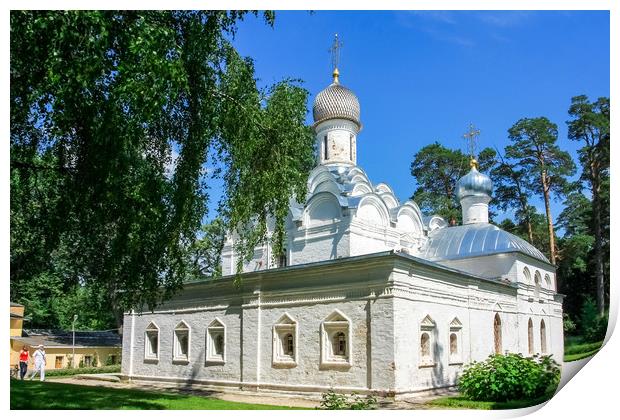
[121,65,564,398]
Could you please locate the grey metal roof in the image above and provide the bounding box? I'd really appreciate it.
[421,223,550,263]
[16,329,121,348]
[313,82,361,127]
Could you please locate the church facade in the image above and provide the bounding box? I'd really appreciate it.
[120,66,564,398]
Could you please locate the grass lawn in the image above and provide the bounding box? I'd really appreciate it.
[10,380,307,410]
[564,338,603,362]
[429,393,554,410]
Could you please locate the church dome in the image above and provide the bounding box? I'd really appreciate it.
[456,165,493,200]
[312,73,361,127]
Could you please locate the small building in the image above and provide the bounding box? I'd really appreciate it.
[10,303,122,370]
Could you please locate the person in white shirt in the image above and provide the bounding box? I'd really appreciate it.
[28,345,46,381]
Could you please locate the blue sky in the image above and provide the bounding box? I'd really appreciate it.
[223,10,609,226]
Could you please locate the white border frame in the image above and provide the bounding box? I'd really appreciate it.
[144,321,160,362]
[320,309,352,368]
[272,313,298,368]
[172,320,191,364]
[206,318,226,365]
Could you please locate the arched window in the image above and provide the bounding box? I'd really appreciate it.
[450,333,458,356]
[333,332,347,356]
[528,318,534,355]
[540,320,547,354]
[349,134,354,161]
[534,271,542,300]
[420,333,430,358]
[173,321,190,362]
[284,333,294,356]
[494,314,502,354]
[323,135,328,160]
[144,322,159,360]
[215,334,224,355]
[545,274,552,290]
[523,267,531,283]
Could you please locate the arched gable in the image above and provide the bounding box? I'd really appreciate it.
[375,182,394,195]
[396,204,424,236]
[307,167,337,196]
[379,192,400,209]
[351,182,372,196]
[355,194,390,227]
[305,192,342,227]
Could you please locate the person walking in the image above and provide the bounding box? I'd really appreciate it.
[18,346,30,380]
[29,345,46,381]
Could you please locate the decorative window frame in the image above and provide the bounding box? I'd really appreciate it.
[206,318,226,365]
[272,313,298,368]
[320,309,352,369]
[448,317,463,365]
[544,274,552,290]
[534,271,542,301]
[173,320,191,364]
[144,322,160,362]
[419,315,436,368]
[540,319,547,354]
[527,318,535,355]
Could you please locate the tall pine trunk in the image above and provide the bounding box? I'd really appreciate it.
[591,167,605,316]
[541,171,556,266]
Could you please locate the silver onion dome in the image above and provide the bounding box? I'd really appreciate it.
[456,163,493,200]
[312,69,361,127]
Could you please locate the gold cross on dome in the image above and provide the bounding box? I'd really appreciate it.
[463,123,481,165]
[328,33,343,82]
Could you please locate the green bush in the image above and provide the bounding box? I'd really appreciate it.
[563,314,577,334]
[564,340,603,355]
[45,364,121,378]
[457,353,560,402]
[319,390,378,410]
[579,298,608,342]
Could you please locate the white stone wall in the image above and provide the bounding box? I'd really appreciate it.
[122,253,563,397]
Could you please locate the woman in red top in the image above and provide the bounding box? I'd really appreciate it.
[19,346,29,380]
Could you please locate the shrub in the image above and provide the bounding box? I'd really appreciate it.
[579,297,608,342]
[319,390,378,410]
[563,314,577,334]
[457,353,560,402]
[46,364,121,378]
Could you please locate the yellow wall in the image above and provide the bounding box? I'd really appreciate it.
[10,306,24,337]
[10,340,121,370]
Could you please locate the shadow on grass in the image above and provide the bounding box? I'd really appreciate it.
[429,393,554,410]
[10,380,297,410]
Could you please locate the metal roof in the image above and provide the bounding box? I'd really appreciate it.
[15,329,121,348]
[421,223,550,263]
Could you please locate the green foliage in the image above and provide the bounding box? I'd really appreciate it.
[458,353,560,403]
[579,297,608,342]
[45,364,121,378]
[319,390,378,410]
[410,142,470,224]
[11,11,314,324]
[567,95,610,316]
[105,354,120,366]
[563,314,577,334]
[564,340,603,356]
